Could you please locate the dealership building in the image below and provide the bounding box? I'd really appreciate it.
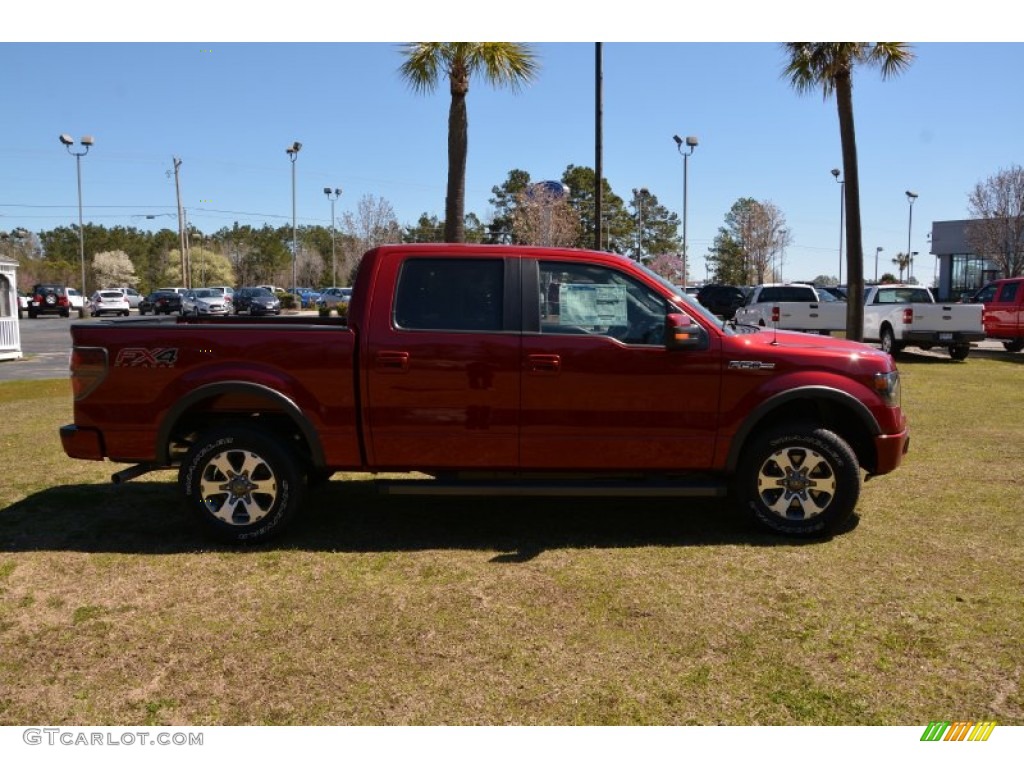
[930,219,1002,301]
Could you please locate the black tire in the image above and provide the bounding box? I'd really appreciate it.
[734,424,860,537]
[179,426,306,544]
[949,344,970,361]
[1003,340,1024,353]
[28,309,37,319]
[879,325,902,355]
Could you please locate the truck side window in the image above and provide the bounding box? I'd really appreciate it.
[538,261,667,345]
[998,282,1019,303]
[394,258,503,332]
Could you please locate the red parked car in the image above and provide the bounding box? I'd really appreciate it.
[980,276,1024,352]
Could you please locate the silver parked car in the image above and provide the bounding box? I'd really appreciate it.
[181,288,229,316]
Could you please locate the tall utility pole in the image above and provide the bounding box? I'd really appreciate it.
[59,134,93,302]
[173,157,190,288]
[324,187,342,287]
[594,42,603,251]
[287,142,302,292]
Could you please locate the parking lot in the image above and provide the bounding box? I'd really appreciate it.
[1,313,1008,383]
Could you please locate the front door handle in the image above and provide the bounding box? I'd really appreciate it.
[527,353,561,373]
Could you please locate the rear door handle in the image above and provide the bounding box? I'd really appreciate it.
[527,353,561,373]
[376,351,410,371]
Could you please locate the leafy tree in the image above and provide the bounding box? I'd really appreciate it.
[811,274,839,287]
[705,198,789,284]
[706,230,747,285]
[399,42,538,242]
[966,164,1024,278]
[486,169,532,243]
[92,250,138,288]
[628,188,680,262]
[404,213,445,243]
[782,42,914,340]
[511,184,580,247]
[879,272,898,284]
[560,164,633,253]
[647,252,686,284]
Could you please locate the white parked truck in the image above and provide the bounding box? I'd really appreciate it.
[862,284,984,361]
[733,283,847,334]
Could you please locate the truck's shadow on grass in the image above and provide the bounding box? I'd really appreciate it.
[0,478,857,558]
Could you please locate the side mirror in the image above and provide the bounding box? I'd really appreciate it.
[665,313,708,351]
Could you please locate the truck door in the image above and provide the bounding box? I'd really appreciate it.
[520,259,721,470]
[362,255,521,469]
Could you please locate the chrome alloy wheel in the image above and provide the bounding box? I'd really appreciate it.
[755,445,837,520]
[199,448,279,526]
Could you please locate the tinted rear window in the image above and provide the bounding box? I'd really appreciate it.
[394,258,503,331]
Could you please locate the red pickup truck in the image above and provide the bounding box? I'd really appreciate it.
[60,244,909,543]
[979,276,1024,352]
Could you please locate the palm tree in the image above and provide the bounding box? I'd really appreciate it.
[782,43,914,341]
[399,43,539,243]
[892,252,912,282]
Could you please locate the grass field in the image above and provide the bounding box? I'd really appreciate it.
[0,351,1022,725]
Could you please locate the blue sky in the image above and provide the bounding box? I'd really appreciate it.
[3,9,1020,283]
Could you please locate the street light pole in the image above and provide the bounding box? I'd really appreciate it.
[674,135,698,287]
[831,168,845,285]
[323,187,341,287]
[59,134,94,303]
[874,246,883,283]
[905,190,918,281]
[632,187,649,262]
[286,141,302,292]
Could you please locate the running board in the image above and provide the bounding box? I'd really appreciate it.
[376,479,727,498]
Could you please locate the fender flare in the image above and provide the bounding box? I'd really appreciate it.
[725,386,882,472]
[155,381,325,467]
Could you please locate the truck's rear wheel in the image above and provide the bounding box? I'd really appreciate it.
[949,344,970,361]
[879,326,902,355]
[1003,340,1024,353]
[734,424,860,537]
[179,426,305,543]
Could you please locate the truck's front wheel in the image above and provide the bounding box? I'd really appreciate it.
[179,426,305,544]
[735,425,860,537]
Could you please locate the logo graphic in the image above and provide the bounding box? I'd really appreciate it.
[920,721,996,742]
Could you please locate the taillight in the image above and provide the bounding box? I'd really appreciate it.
[771,306,780,323]
[70,346,108,400]
[902,308,913,325]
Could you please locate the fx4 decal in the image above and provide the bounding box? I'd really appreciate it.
[115,347,180,368]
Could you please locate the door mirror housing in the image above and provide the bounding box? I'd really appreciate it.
[665,313,709,351]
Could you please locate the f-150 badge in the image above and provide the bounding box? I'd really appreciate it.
[728,360,776,370]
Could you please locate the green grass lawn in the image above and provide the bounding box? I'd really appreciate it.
[0,354,1021,725]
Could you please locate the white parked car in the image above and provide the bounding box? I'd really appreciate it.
[89,290,130,317]
[66,287,85,310]
[181,287,229,316]
[205,286,235,306]
[112,286,142,308]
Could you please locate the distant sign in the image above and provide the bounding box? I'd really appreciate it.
[527,181,570,201]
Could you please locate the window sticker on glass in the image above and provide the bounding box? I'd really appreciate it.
[559,284,628,326]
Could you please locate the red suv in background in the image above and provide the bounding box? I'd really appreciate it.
[27,284,71,318]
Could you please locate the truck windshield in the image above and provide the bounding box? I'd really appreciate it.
[629,259,742,333]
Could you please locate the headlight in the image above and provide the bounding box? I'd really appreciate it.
[872,370,901,407]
